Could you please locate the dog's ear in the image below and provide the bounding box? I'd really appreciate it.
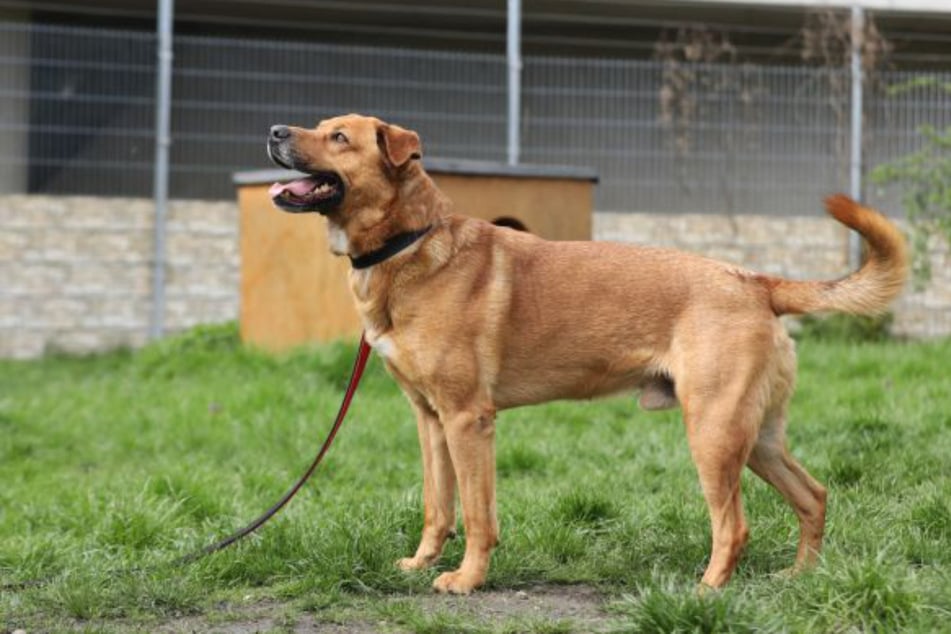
[377,123,422,168]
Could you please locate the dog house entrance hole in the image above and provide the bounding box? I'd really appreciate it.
[491,216,530,232]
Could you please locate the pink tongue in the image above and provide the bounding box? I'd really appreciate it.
[269,177,316,198]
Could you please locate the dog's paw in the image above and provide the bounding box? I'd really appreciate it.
[396,556,434,572]
[432,570,482,595]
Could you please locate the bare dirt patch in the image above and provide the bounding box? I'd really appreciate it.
[417,584,612,629]
[147,584,614,633]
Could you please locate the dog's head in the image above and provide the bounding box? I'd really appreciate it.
[267,114,422,217]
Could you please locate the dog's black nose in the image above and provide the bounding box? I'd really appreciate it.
[270,125,291,141]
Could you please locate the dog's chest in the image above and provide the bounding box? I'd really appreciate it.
[363,326,442,396]
[366,331,397,360]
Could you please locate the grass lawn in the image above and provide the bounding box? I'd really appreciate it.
[1,323,950,633]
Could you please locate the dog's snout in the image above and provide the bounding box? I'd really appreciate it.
[267,125,295,170]
[270,125,291,142]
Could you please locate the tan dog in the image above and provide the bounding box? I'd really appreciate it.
[266,114,907,594]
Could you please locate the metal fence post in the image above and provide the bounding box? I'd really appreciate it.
[849,4,864,268]
[150,0,174,339]
[507,0,521,165]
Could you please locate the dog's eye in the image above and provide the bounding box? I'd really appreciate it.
[332,131,348,144]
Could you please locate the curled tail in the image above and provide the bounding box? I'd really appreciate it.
[767,194,908,316]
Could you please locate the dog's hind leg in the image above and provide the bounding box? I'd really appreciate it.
[746,410,827,573]
[397,398,458,572]
[682,383,762,588]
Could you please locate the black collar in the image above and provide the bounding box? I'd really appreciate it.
[349,225,433,270]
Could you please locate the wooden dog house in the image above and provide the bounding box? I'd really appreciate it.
[233,159,598,352]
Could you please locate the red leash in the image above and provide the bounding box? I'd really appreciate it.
[2,334,373,589]
[178,332,372,563]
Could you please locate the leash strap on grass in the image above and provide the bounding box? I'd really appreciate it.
[175,332,373,564]
[1,333,373,591]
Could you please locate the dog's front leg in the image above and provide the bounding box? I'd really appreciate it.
[432,406,499,595]
[398,400,457,572]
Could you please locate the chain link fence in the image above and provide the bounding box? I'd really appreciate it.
[2,20,950,215]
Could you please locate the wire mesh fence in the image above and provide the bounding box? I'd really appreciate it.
[866,69,951,212]
[168,34,507,198]
[0,22,156,196]
[522,58,851,215]
[1,20,950,215]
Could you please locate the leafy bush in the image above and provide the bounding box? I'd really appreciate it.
[870,79,951,288]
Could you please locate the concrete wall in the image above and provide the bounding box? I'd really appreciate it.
[1,195,948,359]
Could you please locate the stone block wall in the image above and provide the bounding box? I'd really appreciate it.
[1,195,239,358]
[1,195,948,359]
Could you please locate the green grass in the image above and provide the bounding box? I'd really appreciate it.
[2,323,950,632]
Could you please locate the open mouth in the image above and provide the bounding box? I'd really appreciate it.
[268,172,344,214]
